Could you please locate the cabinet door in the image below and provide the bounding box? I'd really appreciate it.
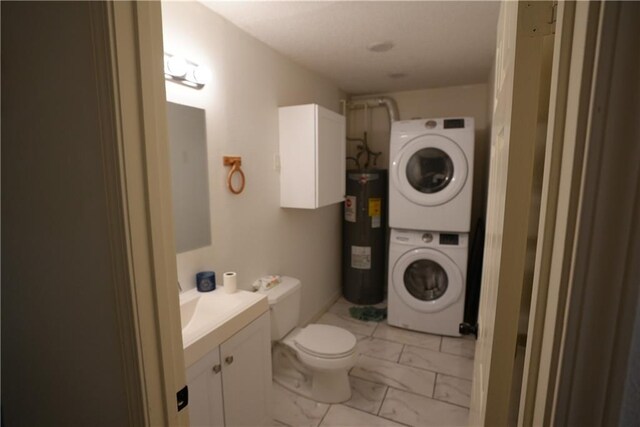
[220,312,272,427]
[279,104,316,208]
[316,106,346,207]
[280,104,345,208]
[186,347,224,427]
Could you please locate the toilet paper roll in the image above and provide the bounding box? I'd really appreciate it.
[223,272,237,294]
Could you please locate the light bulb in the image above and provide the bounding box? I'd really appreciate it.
[187,65,212,85]
[166,55,188,78]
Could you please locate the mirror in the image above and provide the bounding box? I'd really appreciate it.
[166,102,211,253]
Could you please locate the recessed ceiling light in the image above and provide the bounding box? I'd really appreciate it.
[388,72,407,79]
[367,41,394,53]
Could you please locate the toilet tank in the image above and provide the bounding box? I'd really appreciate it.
[260,276,301,341]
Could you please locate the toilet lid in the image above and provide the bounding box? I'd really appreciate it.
[294,324,357,358]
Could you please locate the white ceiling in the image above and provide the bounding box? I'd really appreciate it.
[201,1,500,95]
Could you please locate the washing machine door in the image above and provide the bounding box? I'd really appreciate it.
[392,134,468,206]
[392,248,464,313]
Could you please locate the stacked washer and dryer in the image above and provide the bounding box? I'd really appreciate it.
[387,118,474,337]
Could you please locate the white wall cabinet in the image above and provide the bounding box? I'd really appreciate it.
[279,104,346,208]
[186,312,272,427]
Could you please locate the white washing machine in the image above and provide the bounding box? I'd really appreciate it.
[389,117,474,232]
[388,229,467,336]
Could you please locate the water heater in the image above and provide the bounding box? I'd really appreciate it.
[342,169,387,304]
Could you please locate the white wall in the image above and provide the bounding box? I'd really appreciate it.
[162,2,345,323]
[347,84,490,237]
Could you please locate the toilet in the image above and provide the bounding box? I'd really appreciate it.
[260,276,356,403]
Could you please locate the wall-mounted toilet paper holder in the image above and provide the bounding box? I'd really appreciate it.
[223,156,245,194]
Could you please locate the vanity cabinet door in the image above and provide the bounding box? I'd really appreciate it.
[186,347,224,427]
[220,312,272,427]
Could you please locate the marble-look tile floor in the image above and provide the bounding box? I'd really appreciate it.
[272,297,475,427]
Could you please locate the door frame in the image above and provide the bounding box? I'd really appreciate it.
[520,0,640,424]
[99,2,187,425]
[469,2,556,424]
[546,1,640,425]
[105,0,639,425]
[517,1,592,424]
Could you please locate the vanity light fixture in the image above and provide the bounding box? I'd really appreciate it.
[164,53,212,88]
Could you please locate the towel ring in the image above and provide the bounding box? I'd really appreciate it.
[223,156,245,194]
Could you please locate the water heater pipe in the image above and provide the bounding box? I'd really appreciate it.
[347,96,399,123]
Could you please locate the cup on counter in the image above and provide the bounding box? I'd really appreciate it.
[196,271,216,292]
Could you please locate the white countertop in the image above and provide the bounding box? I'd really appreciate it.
[180,287,269,367]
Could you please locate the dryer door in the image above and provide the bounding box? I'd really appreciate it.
[392,247,464,313]
[392,134,468,206]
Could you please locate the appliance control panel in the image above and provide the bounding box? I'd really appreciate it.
[391,229,468,248]
[439,233,460,245]
[443,118,466,129]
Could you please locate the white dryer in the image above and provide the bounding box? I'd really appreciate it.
[389,117,474,232]
[388,229,467,336]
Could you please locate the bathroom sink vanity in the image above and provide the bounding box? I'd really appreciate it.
[180,288,272,427]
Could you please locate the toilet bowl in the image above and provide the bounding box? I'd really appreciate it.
[260,276,357,403]
[281,324,356,403]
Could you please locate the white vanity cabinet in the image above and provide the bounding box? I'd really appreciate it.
[279,104,346,209]
[186,311,272,427]
[186,346,225,427]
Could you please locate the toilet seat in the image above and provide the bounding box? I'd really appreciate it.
[294,324,357,359]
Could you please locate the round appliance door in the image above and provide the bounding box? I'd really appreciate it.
[392,248,463,313]
[392,134,468,206]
